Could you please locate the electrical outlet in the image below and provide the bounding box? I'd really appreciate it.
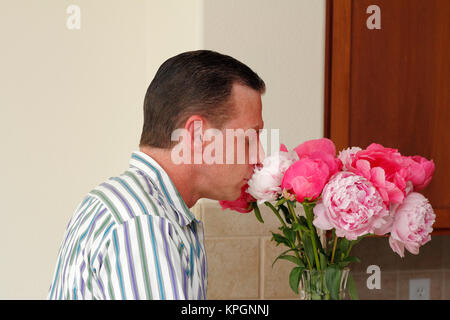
[409,278,430,300]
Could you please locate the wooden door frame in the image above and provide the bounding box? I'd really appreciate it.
[324,0,352,153]
[323,0,450,231]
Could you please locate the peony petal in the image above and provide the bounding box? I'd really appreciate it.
[294,138,336,158]
[386,184,405,204]
[373,214,393,235]
[355,159,371,179]
[312,203,334,230]
[219,184,255,213]
[370,167,386,186]
[404,242,420,255]
[389,236,405,257]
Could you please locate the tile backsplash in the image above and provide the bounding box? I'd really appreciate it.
[191,200,450,300]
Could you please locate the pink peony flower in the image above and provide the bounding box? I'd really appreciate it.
[338,146,362,171]
[344,143,413,206]
[247,148,298,204]
[388,192,435,257]
[281,157,330,203]
[294,138,342,177]
[403,155,435,192]
[219,184,255,213]
[343,143,435,208]
[294,138,336,158]
[281,138,343,203]
[312,171,389,240]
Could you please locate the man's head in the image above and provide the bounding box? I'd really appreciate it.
[139,50,265,202]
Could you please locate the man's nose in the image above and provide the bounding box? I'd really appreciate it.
[247,134,266,166]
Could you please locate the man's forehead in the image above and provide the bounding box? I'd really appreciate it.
[223,83,263,129]
[226,111,262,127]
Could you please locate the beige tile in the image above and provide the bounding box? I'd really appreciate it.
[190,201,203,220]
[352,271,397,300]
[398,270,443,300]
[262,237,299,299]
[444,270,450,299]
[350,236,401,273]
[205,238,260,299]
[201,200,306,237]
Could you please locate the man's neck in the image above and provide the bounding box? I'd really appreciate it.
[139,146,200,208]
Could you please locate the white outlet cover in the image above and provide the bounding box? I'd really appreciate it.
[409,278,430,300]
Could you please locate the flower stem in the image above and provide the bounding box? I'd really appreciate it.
[331,234,338,263]
[264,202,287,228]
[345,233,370,257]
[302,202,322,271]
[266,201,304,268]
[287,201,313,270]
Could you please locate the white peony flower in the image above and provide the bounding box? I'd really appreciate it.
[247,150,298,204]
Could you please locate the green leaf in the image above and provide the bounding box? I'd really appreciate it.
[302,234,316,269]
[352,234,369,247]
[252,202,264,223]
[346,234,369,256]
[289,266,304,295]
[292,222,310,234]
[279,204,292,224]
[272,254,305,268]
[338,256,361,268]
[299,216,308,227]
[271,232,291,247]
[272,248,304,268]
[288,200,297,208]
[342,256,360,264]
[319,252,328,270]
[281,226,296,245]
[276,198,287,206]
[313,228,324,253]
[332,248,342,263]
[325,266,342,300]
[339,238,350,255]
[346,274,359,300]
[271,248,298,267]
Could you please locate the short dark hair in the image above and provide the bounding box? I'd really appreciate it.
[139,50,266,149]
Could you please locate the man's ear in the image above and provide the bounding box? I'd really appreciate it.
[185,116,204,143]
[185,115,204,164]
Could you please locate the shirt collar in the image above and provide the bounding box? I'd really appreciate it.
[128,150,197,226]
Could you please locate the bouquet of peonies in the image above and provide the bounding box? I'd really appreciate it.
[219,138,435,299]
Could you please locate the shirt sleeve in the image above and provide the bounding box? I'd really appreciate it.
[94,214,187,300]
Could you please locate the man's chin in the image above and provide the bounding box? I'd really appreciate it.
[209,188,241,202]
[231,188,242,200]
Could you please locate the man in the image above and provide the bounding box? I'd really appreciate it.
[48,50,265,300]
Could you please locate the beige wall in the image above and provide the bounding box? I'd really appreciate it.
[145,0,203,83]
[204,0,326,151]
[0,0,326,299]
[196,0,327,299]
[0,0,201,299]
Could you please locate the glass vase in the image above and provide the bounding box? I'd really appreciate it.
[299,267,350,300]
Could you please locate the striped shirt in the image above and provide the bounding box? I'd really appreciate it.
[47,151,207,300]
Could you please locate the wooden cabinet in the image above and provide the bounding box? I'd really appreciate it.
[324,0,450,233]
